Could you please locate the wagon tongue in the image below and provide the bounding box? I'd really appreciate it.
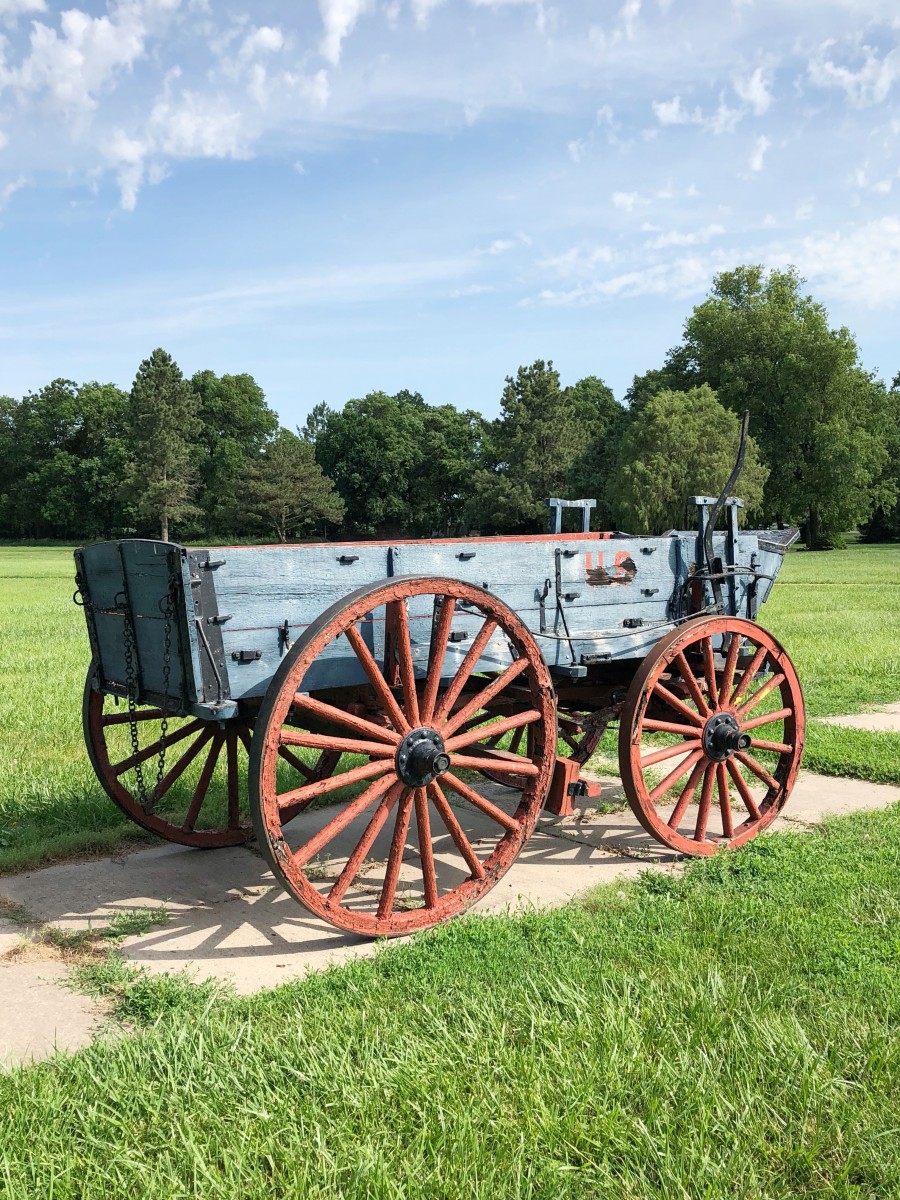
[395,727,450,787]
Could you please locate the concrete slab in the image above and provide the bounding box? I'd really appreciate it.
[820,702,900,733]
[0,770,896,1001]
[0,960,101,1071]
[771,771,900,825]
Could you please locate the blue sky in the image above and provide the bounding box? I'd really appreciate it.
[1,0,899,426]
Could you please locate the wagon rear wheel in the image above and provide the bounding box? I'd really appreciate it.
[477,707,606,790]
[618,617,804,856]
[249,576,557,937]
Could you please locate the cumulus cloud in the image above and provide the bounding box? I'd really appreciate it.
[318,0,371,65]
[734,66,772,115]
[0,0,47,22]
[808,40,900,107]
[749,133,770,171]
[644,223,725,249]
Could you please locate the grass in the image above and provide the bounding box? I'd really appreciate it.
[0,543,898,873]
[0,803,898,1196]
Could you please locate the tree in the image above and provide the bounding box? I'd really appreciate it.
[606,386,768,534]
[190,370,279,537]
[125,349,201,542]
[0,380,132,539]
[315,391,427,533]
[243,429,345,542]
[409,405,486,534]
[674,266,892,548]
[473,362,614,532]
[300,401,333,446]
[566,375,628,528]
[861,374,900,542]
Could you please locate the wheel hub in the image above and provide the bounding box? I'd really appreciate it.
[396,727,450,787]
[702,711,751,762]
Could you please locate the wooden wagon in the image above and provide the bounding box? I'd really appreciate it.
[74,491,804,938]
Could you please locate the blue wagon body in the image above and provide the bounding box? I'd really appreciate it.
[75,510,792,721]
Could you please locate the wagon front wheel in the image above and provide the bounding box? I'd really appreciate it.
[249,576,557,937]
[618,617,804,856]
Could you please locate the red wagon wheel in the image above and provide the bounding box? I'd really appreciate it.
[84,666,338,849]
[618,616,804,856]
[249,576,557,938]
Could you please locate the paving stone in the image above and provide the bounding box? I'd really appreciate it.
[819,703,900,733]
[0,961,102,1071]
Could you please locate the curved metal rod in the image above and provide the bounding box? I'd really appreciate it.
[705,409,750,613]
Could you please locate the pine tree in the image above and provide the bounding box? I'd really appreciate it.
[126,348,201,541]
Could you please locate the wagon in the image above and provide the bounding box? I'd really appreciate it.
[74,487,804,938]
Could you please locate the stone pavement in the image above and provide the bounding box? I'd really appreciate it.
[1,766,897,1071]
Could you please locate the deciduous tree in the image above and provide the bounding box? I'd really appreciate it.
[243,429,345,542]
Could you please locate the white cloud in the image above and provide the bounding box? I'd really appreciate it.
[791,218,900,306]
[567,137,585,162]
[808,41,900,107]
[644,223,725,249]
[411,0,444,27]
[653,95,694,125]
[318,0,371,65]
[734,66,772,115]
[238,26,285,59]
[0,174,26,206]
[538,255,721,304]
[749,133,770,171]
[0,0,46,22]
[149,87,246,158]
[611,190,645,211]
[620,0,640,40]
[486,238,515,254]
[539,244,614,277]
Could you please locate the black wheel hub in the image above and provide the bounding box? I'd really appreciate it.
[396,727,450,787]
[702,712,751,762]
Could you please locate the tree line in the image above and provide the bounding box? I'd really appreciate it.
[1,265,897,549]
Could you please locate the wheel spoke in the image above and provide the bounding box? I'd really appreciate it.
[442,772,521,832]
[717,761,734,839]
[642,718,703,737]
[735,673,785,720]
[694,764,715,841]
[445,708,541,753]
[726,759,762,821]
[181,732,224,832]
[671,652,711,718]
[148,726,215,809]
[389,600,420,728]
[647,747,705,804]
[750,737,793,754]
[440,658,529,739]
[414,788,439,908]
[731,643,768,707]
[449,752,538,777]
[741,707,793,732]
[666,757,707,829]
[432,619,498,725]
[291,774,397,867]
[111,719,204,775]
[638,740,702,769]
[277,744,314,781]
[735,751,779,792]
[652,683,704,727]
[701,638,718,707]
[279,729,396,757]
[428,781,486,879]
[102,707,170,726]
[343,624,411,735]
[421,597,456,722]
[277,757,393,814]
[508,725,526,755]
[327,782,404,904]
[376,788,415,919]
[290,694,400,746]
[718,633,743,706]
[226,731,240,829]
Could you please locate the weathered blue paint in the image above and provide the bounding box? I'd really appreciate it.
[75,524,793,720]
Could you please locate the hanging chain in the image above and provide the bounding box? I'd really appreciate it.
[119,553,179,812]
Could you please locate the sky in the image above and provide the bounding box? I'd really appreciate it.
[0,0,899,426]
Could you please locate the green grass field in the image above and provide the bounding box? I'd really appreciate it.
[1,543,898,872]
[1,805,899,1197]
